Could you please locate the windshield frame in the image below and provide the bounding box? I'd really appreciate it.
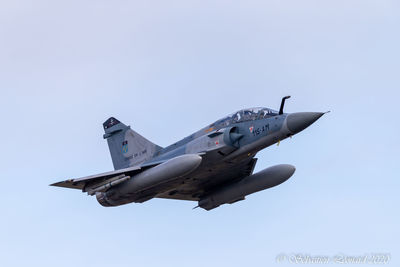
[210,107,278,129]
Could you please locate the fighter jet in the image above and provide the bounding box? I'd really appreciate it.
[51,96,326,210]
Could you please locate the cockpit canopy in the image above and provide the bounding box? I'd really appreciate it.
[211,107,278,128]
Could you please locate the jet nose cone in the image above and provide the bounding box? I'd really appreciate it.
[286,112,324,134]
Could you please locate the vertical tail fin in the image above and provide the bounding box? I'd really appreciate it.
[103,117,162,170]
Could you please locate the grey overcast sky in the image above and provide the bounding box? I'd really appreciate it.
[1,1,399,266]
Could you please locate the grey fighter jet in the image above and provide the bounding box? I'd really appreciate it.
[51,96,326,210]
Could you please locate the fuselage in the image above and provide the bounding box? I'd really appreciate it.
[99,108,321,206]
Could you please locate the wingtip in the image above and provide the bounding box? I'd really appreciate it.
[49,179,73,187]
[49,182,61,187]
